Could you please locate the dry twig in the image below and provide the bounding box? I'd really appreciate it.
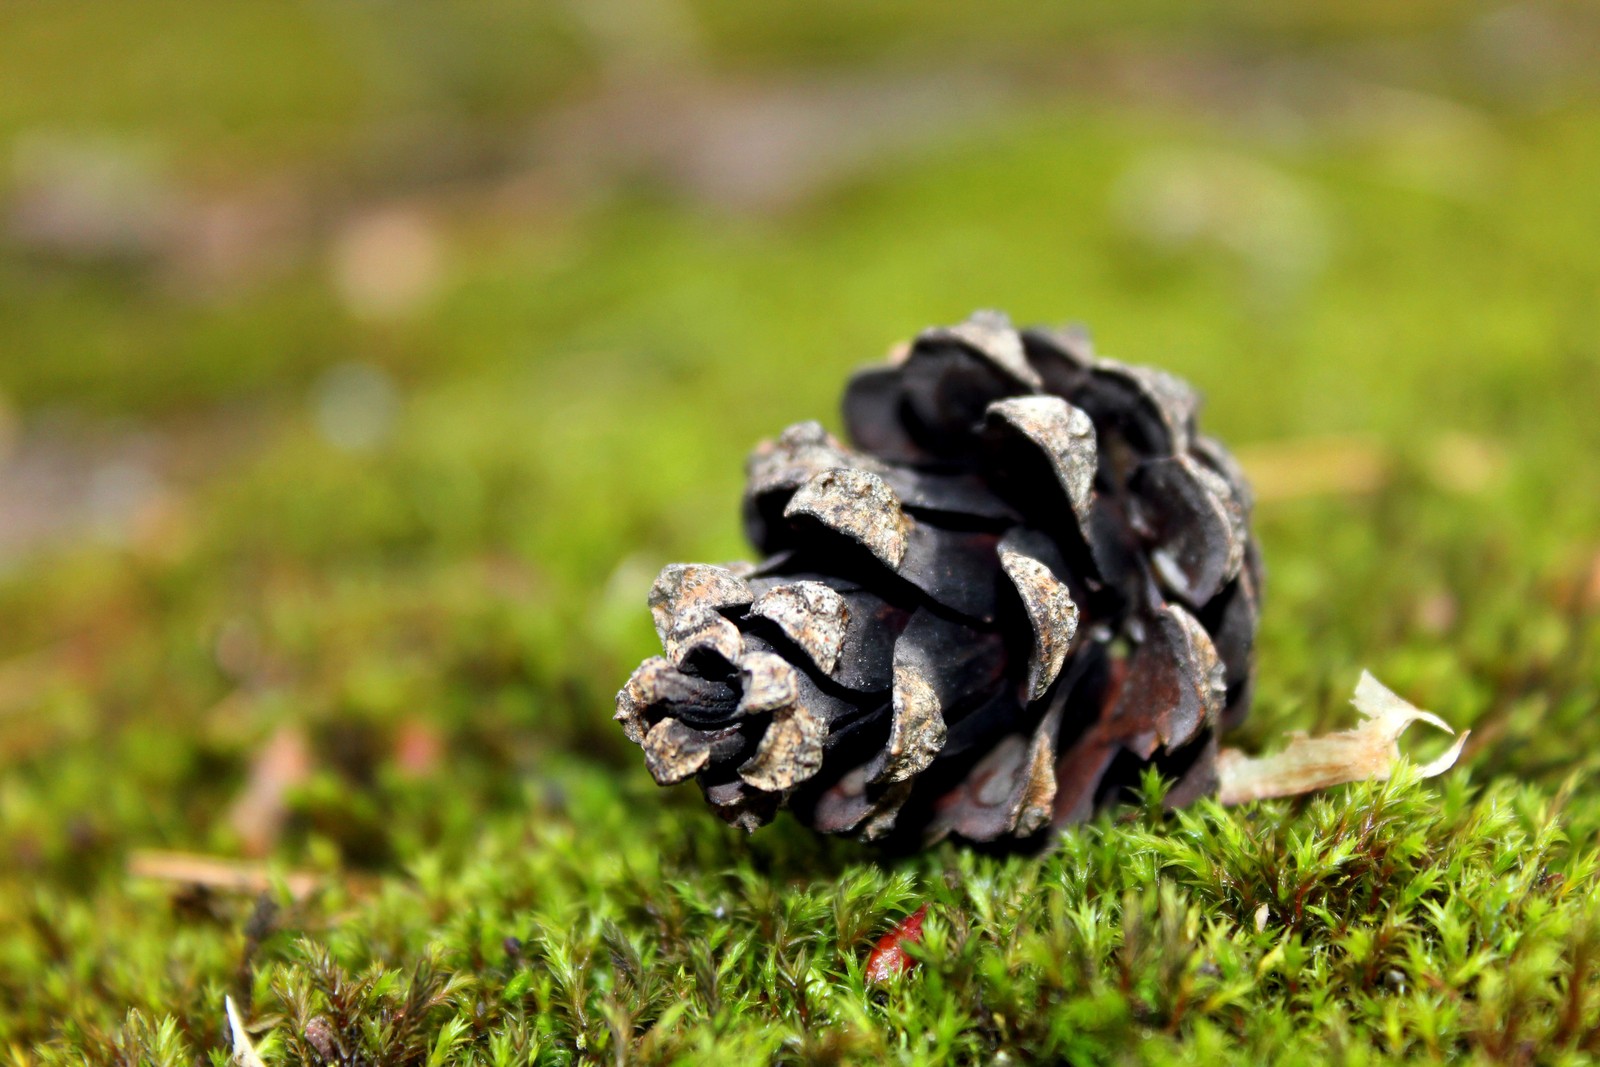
[128,849,320,902]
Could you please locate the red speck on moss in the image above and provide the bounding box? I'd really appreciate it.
[865,905,928,983]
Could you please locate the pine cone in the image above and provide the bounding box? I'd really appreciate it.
[616,311,1261,844]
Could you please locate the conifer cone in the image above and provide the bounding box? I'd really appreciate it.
[616,311,1261,844]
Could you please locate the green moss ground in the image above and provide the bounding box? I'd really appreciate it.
[2,3,1600,1063]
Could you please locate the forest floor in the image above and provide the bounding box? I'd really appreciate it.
[2,3,1599,1063]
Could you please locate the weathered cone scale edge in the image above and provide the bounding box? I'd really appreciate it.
[618,310,1260,845]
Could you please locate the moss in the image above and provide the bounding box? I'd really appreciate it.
[3,1,1600,1063]
[10,766,1600,1064]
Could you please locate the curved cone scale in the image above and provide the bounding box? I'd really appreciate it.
[842,366,927,464]
[1112,604,1226,756]
[746,421,861,498]
[896,524,1006,622]
[734,652,799,715]
[1051,735,1120,826]
[618,310,1259,844]
[893,609,1008,716]
[752,420,1016,524]
[614,656,668,743]
[1020,326,1094,394]
[619,658,740,728]
[985,395,1098,530]
[898,313,1045,451]
[810,765,915,840]
[702,779,778,832]
[1077,360,1198,457]
[642,718,713,785]
[748,582,849,675]
[866,663,947,786]
[737,702,827,792]
[998,529,1080,701]
[1205,576,1256,695]
[650,564,753,647]
[1192,433,1257,517]
[931,695,1064,841]
[1131,455,1247,606]
[901,350,1019,453]
[663,606,744,671]
[784,468,911,569]
[741,577,905,694]
[745,424,873,550]
[918,312,1043,390]
[889,469,1020,524]
[827,589,907,693]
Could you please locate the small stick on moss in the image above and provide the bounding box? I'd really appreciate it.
[128,849,320,901]
[229,722,313,857]
[1235,435,1389,503]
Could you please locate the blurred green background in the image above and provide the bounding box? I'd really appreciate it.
[3,1,1600,1060]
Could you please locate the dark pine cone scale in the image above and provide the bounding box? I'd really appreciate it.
[616,311,1261,845]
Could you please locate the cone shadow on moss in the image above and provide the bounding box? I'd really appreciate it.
[617,311,1259,845]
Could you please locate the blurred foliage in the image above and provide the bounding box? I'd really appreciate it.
[1,0,1599,1063]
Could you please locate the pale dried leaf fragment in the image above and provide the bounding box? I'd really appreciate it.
[129,850,320,901]
[1217,671,1469,805]
[226,995,268,1067]
[228,723,312,858]
[1235,434,1388,503]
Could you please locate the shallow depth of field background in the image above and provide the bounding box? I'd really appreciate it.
[2,2,1600,1062]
